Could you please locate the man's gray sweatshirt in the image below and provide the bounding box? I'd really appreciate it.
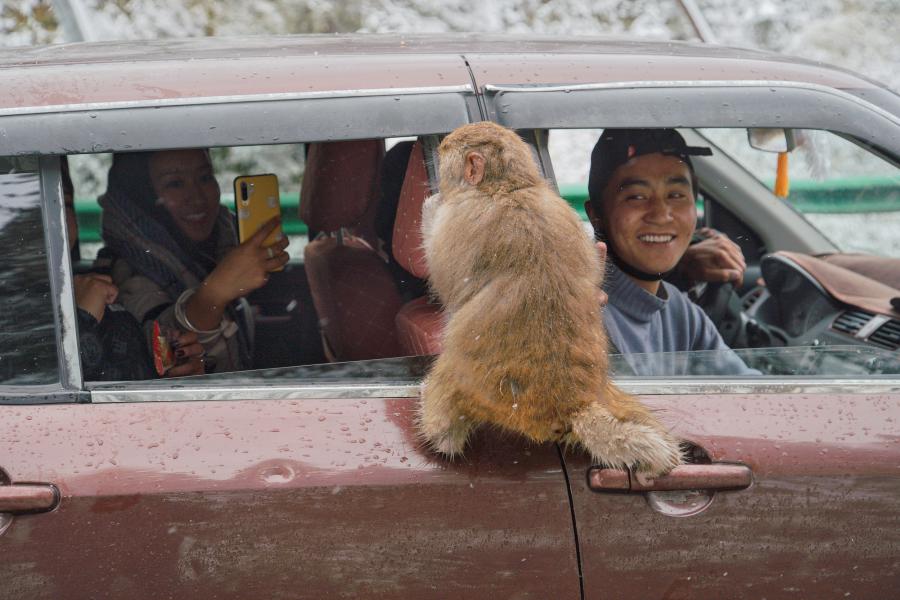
[602,262,756,376]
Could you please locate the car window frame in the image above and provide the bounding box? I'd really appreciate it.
[481,80,900,395]
[0,155,85,404]
[8,79,900,404]
[0,88,478,404]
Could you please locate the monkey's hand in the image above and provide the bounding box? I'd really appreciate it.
[418,375,474,459]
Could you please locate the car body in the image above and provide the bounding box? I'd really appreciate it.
[1,35,899,599]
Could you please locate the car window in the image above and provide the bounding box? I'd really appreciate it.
[546,127,900,379]
[0,158,58,385]
[67,135,445,385]
[699,128,900,258]
[63,127,900,390]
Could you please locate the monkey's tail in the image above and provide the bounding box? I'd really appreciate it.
[566,401,683,478]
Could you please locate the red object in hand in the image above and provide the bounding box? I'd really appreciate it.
[152,321,175,376]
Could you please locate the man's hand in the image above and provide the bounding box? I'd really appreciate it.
[677,228,746,286]
[164,330,206,377]
[595,241,609,307]
[73,274,118,322]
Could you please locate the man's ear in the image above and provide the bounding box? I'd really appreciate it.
[464,151,486,186]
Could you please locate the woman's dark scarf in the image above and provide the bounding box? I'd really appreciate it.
[99,151,252,367]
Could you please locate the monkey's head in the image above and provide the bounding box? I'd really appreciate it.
[437,122,542,197]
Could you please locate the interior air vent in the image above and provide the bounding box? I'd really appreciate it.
[741,287,764,311]
[831,310,873,336]
[869,319,900,350]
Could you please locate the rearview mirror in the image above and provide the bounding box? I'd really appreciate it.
[748,128,796,153]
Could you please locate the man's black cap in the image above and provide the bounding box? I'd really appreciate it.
[588,128,713,206]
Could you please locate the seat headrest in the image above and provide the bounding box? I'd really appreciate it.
[300,139,384,232]
[392,140,432,279]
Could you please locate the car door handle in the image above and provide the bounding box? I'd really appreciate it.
[0,483,60,514]
[588,464,752,493]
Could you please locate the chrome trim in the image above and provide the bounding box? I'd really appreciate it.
[619,378,900,395]
[39,156,82,391]
[88,378,900,403]
[483,80,900,126]
[90,383,422,403]
[0,85,474,117]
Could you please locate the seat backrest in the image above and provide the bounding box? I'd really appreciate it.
[300,139,384,236]
[392,139,432,280]
[390,139,445,355]
[301,139,405,361]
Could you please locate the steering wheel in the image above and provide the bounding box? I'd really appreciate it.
[694,281,780,349]
[694,281,744,347]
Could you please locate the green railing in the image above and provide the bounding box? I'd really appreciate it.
[72,177,900,243]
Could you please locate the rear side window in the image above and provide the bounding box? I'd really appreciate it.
[0,160,58,384]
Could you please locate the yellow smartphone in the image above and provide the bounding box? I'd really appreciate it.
[233,173,283,246]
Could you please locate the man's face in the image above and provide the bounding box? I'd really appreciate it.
[595,152,697,275]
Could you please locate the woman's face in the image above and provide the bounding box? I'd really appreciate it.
[598,152,697,276]
[149,150,221,242]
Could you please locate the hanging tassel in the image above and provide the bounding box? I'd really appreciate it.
[774,152,790,198]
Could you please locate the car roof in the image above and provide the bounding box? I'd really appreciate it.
[0,34,884,112]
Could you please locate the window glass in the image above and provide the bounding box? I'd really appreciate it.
[68,128,900,389]
[699,128,900,258]
[68,136,434,385]
[546,127,900,379]
[0,160,58,384]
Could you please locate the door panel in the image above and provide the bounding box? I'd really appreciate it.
[1,396,579,599]
[567,392,900,600]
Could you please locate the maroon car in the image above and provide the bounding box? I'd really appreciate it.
[1,35,899,599]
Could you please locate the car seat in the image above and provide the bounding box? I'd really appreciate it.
[392,140,445,355]
[301,139,404,361]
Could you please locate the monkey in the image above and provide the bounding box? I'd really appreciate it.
[418,121,683,477]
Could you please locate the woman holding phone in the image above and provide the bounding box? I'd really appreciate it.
[100,149,290,373]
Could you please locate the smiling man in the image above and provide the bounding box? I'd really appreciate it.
[586,128,755,375]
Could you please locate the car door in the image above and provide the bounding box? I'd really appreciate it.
[472,53,900,599]
[3,392,579,599]
[0,58,581,598]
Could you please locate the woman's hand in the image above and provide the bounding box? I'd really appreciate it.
[186,217,289,332]
[204,217,290,305]
[164,330,206,377]
[74,274,118,322]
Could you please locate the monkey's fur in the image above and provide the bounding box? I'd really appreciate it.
[419,122,682,476]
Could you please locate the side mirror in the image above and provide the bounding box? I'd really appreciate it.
[747,128,796,153]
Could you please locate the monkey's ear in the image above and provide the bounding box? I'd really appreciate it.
[464,151,486,186]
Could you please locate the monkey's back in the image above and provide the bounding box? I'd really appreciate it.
[431,183,611,441]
